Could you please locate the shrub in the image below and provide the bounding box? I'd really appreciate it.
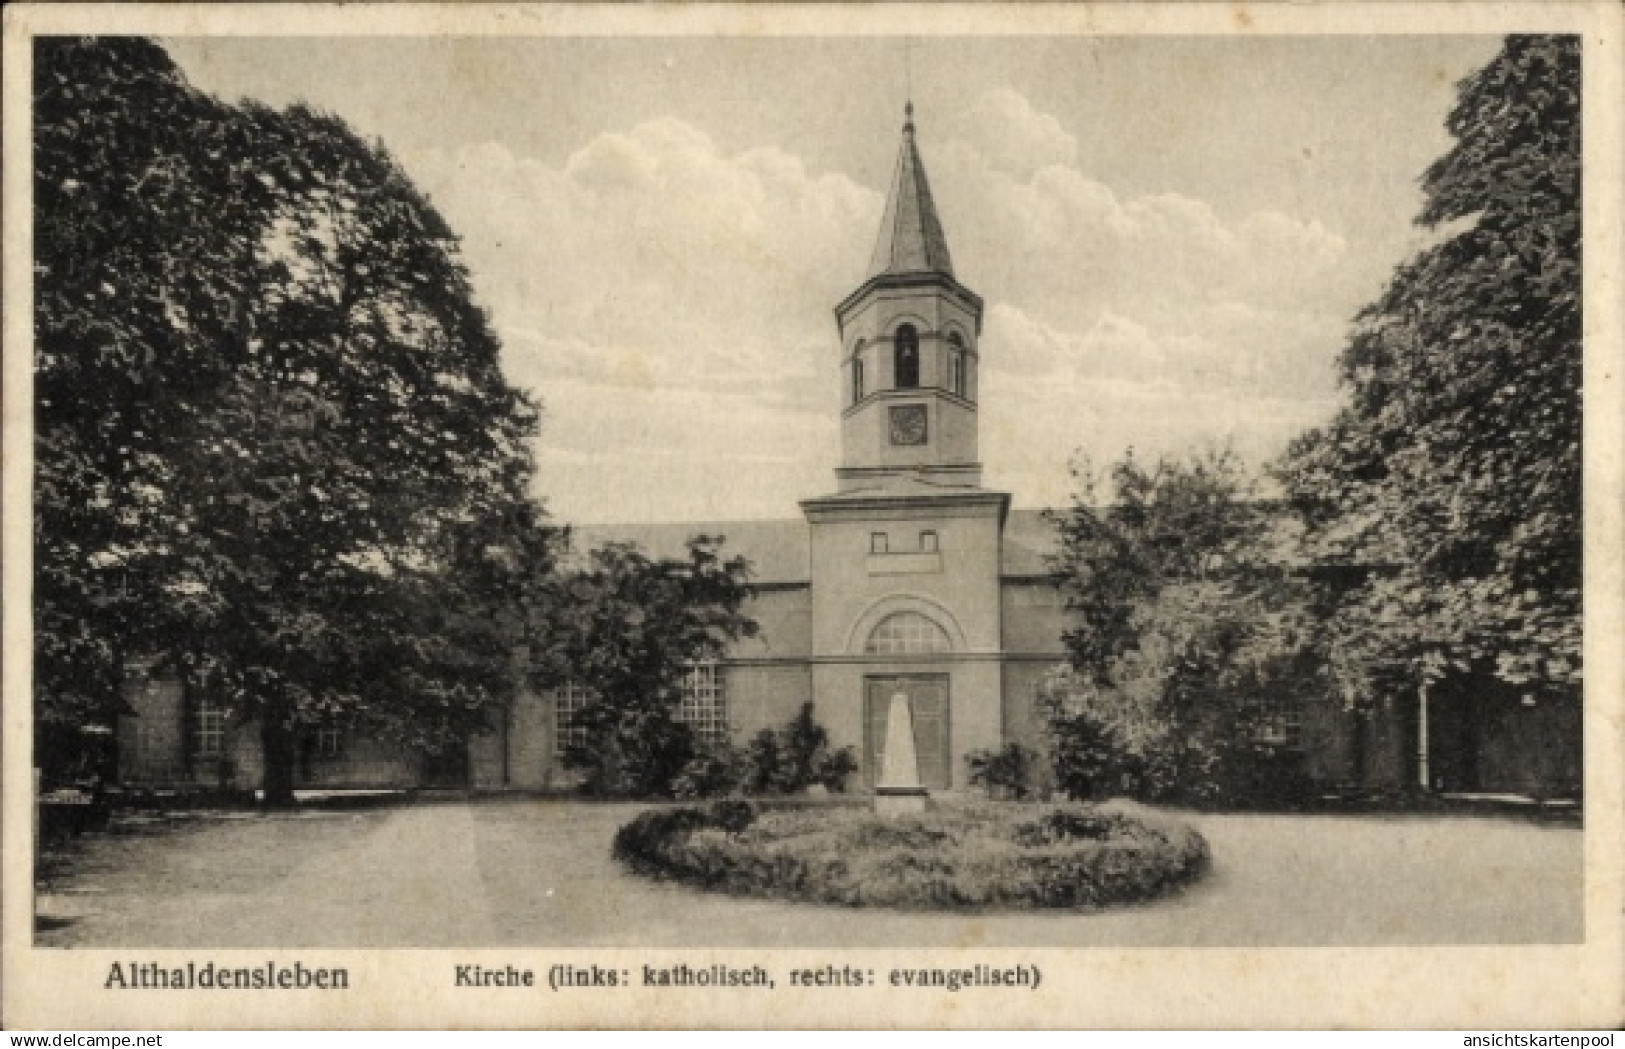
[565,705,698,798]
[1010,809,1126,846]
[966,742,1044,800]
[670,744,748,800]
[815,747,859,792]
[1222,743,1313,808]
[660,703,860,800]
[1039,667,1313,807]
[707,797,757,836]
[612,801,1209,911]
[1047,708,1140,802]
[743,729,786,794]
[745,703,857,795]
[612,805,715,873]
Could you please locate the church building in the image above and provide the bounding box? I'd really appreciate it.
[111,105,1577,802]
[492,100,1073,793]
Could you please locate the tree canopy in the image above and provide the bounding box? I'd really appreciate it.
[1048,449,1323,803]
[527,536,757,797]
[1277,35,1582,701]
[34,38,556,800]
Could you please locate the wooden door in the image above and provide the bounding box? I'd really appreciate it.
[864,676,951,790]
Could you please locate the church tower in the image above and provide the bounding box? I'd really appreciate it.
[833,102,987,494]
[801,103,1008,792]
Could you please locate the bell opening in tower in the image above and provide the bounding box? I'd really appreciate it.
[895,325,920,388]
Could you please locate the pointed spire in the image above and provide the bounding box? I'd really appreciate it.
[867,102,954,278]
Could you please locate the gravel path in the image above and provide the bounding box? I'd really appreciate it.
[35,799,1583,948]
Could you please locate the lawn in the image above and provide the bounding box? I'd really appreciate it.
[34,797,1583,948]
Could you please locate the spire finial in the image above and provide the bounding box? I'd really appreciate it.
[903,38,914,131]
[867,88,953,279]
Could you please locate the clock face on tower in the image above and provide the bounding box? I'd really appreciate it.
[889,405,928,446]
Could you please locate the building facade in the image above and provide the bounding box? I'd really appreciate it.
[112,106,1579,801]
[491,102,1078,792]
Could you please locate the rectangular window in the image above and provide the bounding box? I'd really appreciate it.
[919,530,939,553]
[1252,695,1302,747]
[316,726,344,759]
[676,662,728,748]
[195,702,225,759]
[870,532,889,554]
[551,682,592,759]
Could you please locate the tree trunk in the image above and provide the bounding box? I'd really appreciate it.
[260,706,298,809]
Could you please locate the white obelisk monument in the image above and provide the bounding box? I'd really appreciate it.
[875,687,929,815]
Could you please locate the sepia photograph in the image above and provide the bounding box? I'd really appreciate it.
[3,2,1620,1031]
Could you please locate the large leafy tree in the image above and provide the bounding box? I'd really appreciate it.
[34,37,259,776]
[34,38,555,802]
[1277,36,1581,703]
[1049,450,1323,803]
[529,537,757,797]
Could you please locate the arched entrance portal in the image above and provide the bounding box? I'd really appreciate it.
[862,612,952,790]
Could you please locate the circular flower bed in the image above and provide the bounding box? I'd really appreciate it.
[612,800,1210,910]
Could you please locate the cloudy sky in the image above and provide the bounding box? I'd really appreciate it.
[165,34,1501,524]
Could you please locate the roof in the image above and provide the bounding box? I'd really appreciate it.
[569,506,1063,585]
[570,519,811,584]
[804,473,1001,503]
[1001,507,1060,577]
[867,103,955,279]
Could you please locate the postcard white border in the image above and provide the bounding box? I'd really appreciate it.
[3,2,1621,1030]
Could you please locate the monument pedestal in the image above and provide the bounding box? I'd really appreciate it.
[874,785,928,816]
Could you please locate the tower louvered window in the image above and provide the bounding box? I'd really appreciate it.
[895,325,919,388]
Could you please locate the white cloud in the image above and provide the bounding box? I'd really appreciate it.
[932,120,1350,327]
[980,368,1341,509]
[983,305,1167,385]
[933,89,1356,494]
[977,301,1343,504]
[399,122,878,520]
[406,123,879,396]
[950,87,1079,178]
[531,379,835,523]
[394,95,1359,523]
